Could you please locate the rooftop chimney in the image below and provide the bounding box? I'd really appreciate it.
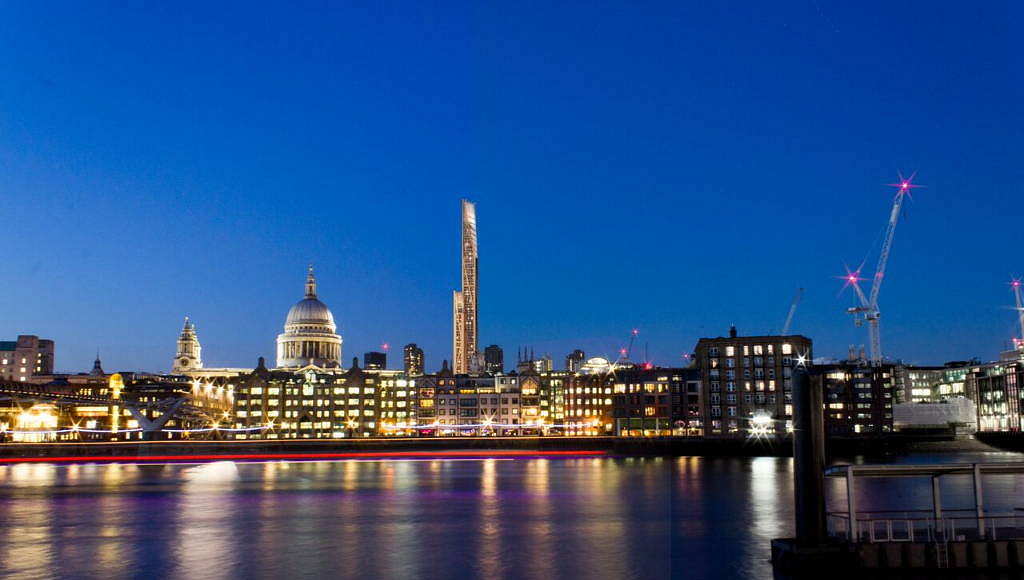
[729,325,737,339]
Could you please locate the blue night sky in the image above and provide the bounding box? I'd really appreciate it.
[2,2,1022,373]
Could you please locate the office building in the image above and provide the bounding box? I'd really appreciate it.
[0,335,54,382]
[969,359,1023,432]
[403,343,424,376]
[565,349,585,372]
[610,367,702,437]
[815,362,896,436]
[452,199,478,374]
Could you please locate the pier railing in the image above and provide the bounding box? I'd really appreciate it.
[827,508,1024,543]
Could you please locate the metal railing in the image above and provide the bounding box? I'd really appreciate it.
[827,509,1024,543]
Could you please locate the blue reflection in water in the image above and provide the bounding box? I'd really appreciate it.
[0,452,1020,579]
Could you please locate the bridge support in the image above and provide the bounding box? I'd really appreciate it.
[127,399,186,440]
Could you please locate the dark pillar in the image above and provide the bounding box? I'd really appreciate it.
[792,366,826,546]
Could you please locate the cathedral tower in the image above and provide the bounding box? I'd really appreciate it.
[173,317,203,373]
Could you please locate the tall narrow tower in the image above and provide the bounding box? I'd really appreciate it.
[173,316,203,373]
[453,199,478,374]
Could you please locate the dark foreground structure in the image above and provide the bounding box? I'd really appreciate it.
[772,368,1024,574]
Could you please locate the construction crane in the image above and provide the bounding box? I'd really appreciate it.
[1012,278,1024,350]
[614,328,641,365]
[842,172,921,365]
[781,288,804,335]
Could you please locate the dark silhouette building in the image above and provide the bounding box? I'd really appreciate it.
[364,351,386,370]
[484,345,504,374]
[565,349,585,372]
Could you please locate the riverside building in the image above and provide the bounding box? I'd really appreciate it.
[694,327,812,438]
[815,362,896,436]
[610,367,702,437]
[969,358,1024,432]
[432,372,524,435]
[233,358,377,439]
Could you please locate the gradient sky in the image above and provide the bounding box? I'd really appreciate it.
[2,2,1022,373]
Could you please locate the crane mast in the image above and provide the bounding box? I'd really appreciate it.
[781,288,804,335]
[1012,279,1024,350]
[843,173,919,365]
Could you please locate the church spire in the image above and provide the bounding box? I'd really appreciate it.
[90,350,104,376]
[305,264,317,299]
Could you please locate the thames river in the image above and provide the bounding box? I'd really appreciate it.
[0,451,1021,579]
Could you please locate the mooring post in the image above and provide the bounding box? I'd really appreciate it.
[792,365,826,546]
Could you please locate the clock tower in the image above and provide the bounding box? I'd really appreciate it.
[172,316,203,373]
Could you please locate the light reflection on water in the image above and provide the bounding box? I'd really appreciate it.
[0,452,1021,579]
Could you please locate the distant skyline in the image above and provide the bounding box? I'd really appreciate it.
[2,2,1022,373]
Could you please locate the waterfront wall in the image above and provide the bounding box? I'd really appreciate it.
[0,432,980,461]
[976,432,1024,453]
[0,436,790,459]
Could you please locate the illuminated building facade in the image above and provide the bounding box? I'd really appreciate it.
[894,362,972,403]
[893,364,943,403]
[234,358,376,438]
[0,335,54,382]
[815,362,895,436]
[518,370,543,429]
[276,266,343,369]
[611,367,702,437]
[403,343,424,376]
[933,364,971,401]
[410,360,452,429]
[538,369,568,426]
[432,374,524,435]
[695,328,813,438]
[376,370,415,435]
[564,370,615,435]
[969,359,1023,432]
[452,199,478,374]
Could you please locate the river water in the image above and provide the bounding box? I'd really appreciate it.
[0,451,1021,579]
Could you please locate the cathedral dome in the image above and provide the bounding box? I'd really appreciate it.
[276,266,343,369]
[285,298,336,329]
